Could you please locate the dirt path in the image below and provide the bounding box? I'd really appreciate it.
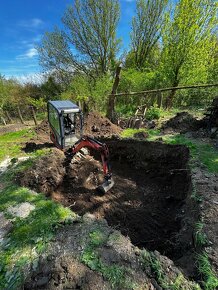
[0,123,31,135]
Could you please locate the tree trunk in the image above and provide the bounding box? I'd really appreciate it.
[17,106,25,124]
[166,89,177,109]
[107,65,122,122]
[5,111,12,123]
[31,106,38,125]
[165,78,180,109]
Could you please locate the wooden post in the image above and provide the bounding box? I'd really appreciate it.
[107,65,122,122]
[5,111,12,123]
[31,106,38,125]
[17,106,25,124]
[157,92,163,108]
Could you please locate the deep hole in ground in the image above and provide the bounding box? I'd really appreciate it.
[55,140,197,259]
[20,139,198,275]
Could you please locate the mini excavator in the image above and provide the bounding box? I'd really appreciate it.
[47,100,114,193]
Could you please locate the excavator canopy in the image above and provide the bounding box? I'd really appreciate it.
[47,100,83,149]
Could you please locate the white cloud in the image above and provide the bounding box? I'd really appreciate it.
[26,48,38,58]
[18,18,44,28]
[16,48,38,60]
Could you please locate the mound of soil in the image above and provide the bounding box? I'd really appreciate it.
[83,111,122,137]
[34,112,122,141]
[162,112,204,133]
[18,148,66,194]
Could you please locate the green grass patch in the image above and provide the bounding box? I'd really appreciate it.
[162,135,218,173]
[0,184,76,289]
[121,128,160,139]
[197,253,218,290]
[0,129,35,161]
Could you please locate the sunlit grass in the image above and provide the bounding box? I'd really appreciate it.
[0,129,35,161]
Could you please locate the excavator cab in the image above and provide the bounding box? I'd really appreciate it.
[47,100,83,149]
[47,100,114,193]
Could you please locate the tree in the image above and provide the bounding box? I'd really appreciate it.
[131,0,168,69]
[161,0,217,108]
[38,0,120,79]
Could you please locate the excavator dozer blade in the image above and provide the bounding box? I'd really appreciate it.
[97,178,114,194]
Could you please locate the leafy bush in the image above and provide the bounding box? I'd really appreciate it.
[145,105,162,120]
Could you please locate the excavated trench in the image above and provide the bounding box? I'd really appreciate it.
[47,139,197,263]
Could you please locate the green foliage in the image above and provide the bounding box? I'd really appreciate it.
[27,97,46,111]
[197,253,218,290]
[145,105,162,120]
[131,0,168,69]
[61,74,113,112]
[89,229,107,247]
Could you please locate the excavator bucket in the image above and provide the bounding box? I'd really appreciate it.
[97,178,115,194]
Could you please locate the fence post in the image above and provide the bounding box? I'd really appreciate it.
[30,106,38,125]
[157,92,163,108]
[17,106,25,124]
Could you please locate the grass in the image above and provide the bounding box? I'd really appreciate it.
[81,229,137,289]
[0,183,76,289]
[197,253,218,290]
[140,250,200,290]
[194,222,208,248]
[162,134,218,173]
[121,128,160,139]
[0,129,35,161]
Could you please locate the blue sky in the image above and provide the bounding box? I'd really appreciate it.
[0,0,136,80]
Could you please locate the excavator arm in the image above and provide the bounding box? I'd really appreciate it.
[68,136,114,193]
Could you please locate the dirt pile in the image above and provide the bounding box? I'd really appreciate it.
[83,111,122,137]
[162,112,204,133]
[18,148,66,194]
[34,112,122,141]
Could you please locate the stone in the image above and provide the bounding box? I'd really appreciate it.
[7,202,35,218]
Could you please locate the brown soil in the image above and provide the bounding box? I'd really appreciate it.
[0,123,31,135]
[24,213,197,290]
[19,140,198,276]
[83,111,122,137]
[33,112,122,141]
[162,112,205,133]
[24,255,111,290]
